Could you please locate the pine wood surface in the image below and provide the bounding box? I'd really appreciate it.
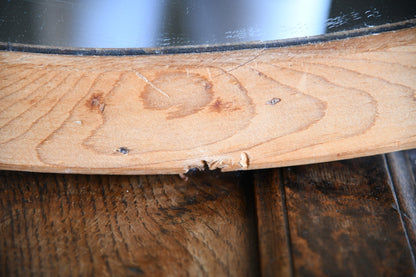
[1,151,415,276]
[1,27,416,174]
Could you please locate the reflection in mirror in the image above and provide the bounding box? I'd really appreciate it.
[186,0,331,45]
[0,0,414,49]
[73,0,164,48]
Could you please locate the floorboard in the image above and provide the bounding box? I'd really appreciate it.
[254,169,294,276]
[1,151,415,276]
[386,151,416,267]
[254,155,415,277]
[0,171,259,276]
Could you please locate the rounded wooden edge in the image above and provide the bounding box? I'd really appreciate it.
[1,26,416,175]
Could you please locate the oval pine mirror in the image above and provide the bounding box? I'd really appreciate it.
[0,0,415,174]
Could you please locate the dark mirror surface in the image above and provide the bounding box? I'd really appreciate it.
[0,0,415,49]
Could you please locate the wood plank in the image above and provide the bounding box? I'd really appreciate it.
[407,149,416,176]
[1,26,416,174]
[385,151,416,263]
[0,170,259,276]
[254,169,293,276]
[254,156,416,276]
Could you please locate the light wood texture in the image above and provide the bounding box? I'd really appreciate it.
[1,28,416,174]
[0,170,259,276]
[254,155,416,277]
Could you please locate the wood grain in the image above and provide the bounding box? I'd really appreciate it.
[0,170,259,276]
[406,149,416,177]
[1,27,416,174]
[385,151,416,263]
[254,155,416,276]
[254,169,293,277]
[2,151,416,276]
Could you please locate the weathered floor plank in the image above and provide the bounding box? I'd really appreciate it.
[407,149,416,175]
[0,171,259,276]
[254,155,415,277]
[254,169,293,277]
[1,151,415,276]
[385,151,416,267]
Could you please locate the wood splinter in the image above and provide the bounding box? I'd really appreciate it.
[240,152,249,169]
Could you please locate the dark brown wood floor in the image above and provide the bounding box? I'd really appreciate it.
[1,150,415,276]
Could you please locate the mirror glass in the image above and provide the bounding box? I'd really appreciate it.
[0,0,415,48]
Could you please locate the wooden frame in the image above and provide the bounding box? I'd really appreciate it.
[1,23,415,174]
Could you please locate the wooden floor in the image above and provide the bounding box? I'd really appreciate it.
[0,150,415,276]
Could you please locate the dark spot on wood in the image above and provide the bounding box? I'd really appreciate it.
[185,197,198,205]
[116,147,129,155]
[266,98,281,105]
[211,98,222,112]
[121,199,128,208]
[126,266,144,274]
[209,97,240,113]
[88,93,105,113]
[170,206,191,212]
[90,96,101,107]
